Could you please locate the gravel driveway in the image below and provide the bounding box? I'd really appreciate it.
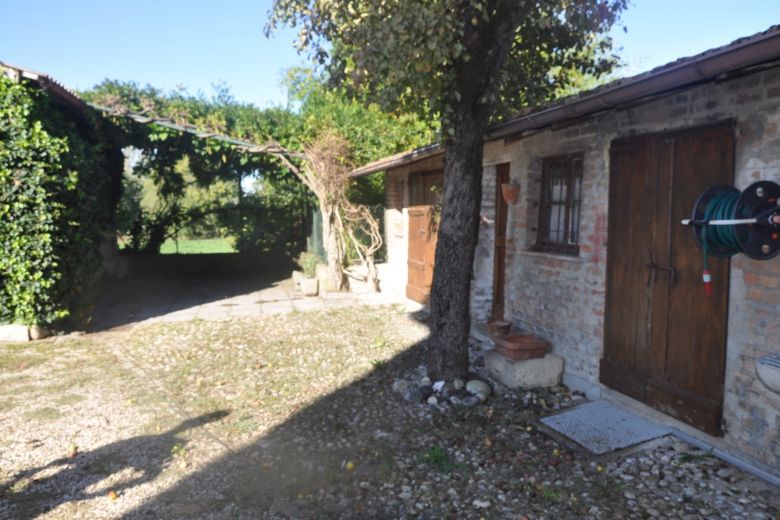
[0,306,777,519]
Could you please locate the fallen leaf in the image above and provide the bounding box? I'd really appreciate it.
[107,490,119,501]
[67,445,78,458]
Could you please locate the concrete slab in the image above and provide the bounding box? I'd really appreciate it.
[0,324,29,342]
[485,351,563,389]
[540,400,670,455]
[261,301,295,315]
[88,271,402,331]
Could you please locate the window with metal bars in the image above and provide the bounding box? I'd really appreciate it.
[535,154,583,255]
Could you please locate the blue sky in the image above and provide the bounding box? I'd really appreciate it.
[1,1,779,107]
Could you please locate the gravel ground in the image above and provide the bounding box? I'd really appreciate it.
[0,306,777,519]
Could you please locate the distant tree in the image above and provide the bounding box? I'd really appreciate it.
[83,81,306,254]
[268,0,627,380]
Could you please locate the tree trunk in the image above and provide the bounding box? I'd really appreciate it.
[426,112,485,380]
[321,202,348,291]
[426,0,524,381]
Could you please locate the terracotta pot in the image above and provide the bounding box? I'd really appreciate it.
[487,320,511,338]
[493,334,549,361]
[501,182,520,205]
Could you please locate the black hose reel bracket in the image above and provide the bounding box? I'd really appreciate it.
[684,180,780,261]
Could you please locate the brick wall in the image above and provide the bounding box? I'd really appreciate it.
[466,66,780,471]
[379,66,780,470]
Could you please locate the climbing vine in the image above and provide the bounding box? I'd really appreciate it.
[0,74,121,327]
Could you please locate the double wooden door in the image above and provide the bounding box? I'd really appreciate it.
[601,122,734,435]
[406,172,443,303]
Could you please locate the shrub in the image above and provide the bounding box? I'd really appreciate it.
[296,251,319,278]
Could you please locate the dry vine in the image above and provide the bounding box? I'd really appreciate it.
[271,130,383,292]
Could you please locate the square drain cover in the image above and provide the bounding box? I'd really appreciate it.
[540,400,670,455]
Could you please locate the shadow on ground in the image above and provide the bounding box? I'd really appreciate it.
[123,340,434,519]
[89,265,296,333]
[0,411,229,520]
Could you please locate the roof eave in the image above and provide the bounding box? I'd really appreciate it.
[349,143,443,178]
[1,61,86,112]
[487,26,780,139]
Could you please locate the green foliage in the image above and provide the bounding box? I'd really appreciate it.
[0,75,118,326]
[296,251,319,278]
[422,445,460,473]
[231,172,311,256]
[87,73,433,265]
[268,0,627,125]
[84,81,307,255]
[286,68,436,165]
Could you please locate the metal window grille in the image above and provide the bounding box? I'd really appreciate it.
[536,154,583,255]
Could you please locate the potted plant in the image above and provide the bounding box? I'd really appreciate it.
[296,252,319,296]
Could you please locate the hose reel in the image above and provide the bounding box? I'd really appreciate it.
[681,180,780,294]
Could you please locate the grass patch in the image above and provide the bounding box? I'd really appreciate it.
[158,238,235,254]
[56,394,85,406]
[0,341,60,371]
[24,407,63,422]
[0,397,16,413]
[678,451,712,464]
[539,485,564,503]
[422,445,461,473]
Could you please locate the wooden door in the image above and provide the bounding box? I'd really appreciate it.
[406,172,443,303]
[602,122,733,435]
[492,163,510,320]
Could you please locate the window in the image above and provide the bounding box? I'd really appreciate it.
[536,154,583,255]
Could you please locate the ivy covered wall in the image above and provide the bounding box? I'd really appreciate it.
[0,74,122,328]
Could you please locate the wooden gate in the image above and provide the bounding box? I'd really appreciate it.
[406,172,443,303]
[601,122,734,435]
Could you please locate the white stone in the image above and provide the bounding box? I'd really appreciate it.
[0,324,29,342]
[452,378,464,390]
[291,270,303,286]
[484,351,564,389]
[465,379,491,397]
[29,325,50,340]
[427,396,438,405]
[299,277,319,297]
[432,380,445,393]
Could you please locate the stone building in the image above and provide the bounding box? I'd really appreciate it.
[351,27,780,475]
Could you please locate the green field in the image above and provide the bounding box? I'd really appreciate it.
[158,237,236,254]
